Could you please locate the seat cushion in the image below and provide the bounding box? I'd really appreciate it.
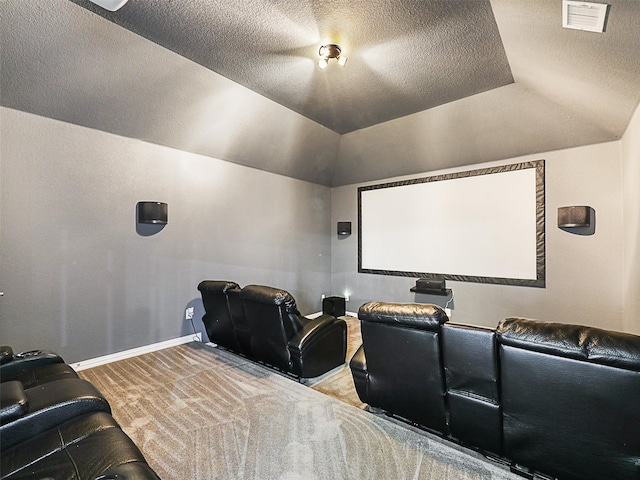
[1,411,159,479]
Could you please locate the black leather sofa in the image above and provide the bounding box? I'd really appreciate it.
[350,302,640,480]
[198,281,347,378]
[1,346,160,480]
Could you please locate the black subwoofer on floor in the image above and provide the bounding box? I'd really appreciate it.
[322,296,346,317]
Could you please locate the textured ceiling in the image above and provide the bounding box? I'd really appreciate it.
[69,0,514,134]
[2,0,640,186]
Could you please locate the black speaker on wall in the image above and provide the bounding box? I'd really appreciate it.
[337,221,352,236]
[557,206,591,228]
[137,201,168,224]
[557,205,595,236]
[322,296,346,317]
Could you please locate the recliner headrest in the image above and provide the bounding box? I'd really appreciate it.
[359,302,449,330]
[240,285,299,313]
[197,280,240,295]
[497,317,640,371]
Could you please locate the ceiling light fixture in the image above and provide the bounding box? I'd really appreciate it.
[318,44,347,69]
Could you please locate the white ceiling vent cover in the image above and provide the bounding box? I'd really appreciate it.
[88,0,129,11]
[562,1,609,32]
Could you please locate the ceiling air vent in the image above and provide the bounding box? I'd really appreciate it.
[88,0,129,11]
[562,1,609,32]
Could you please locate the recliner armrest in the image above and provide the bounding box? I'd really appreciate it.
[287,315,347,378]
[0,349,65,380]
[288,314,338,351]
[0,381,28,423]
[349,343,367,373]
[349,344,370,405]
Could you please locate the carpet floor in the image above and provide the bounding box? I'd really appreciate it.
[307,315,366,409]
[80,339,520,479]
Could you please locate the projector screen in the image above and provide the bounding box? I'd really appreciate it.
[358,160,545,287]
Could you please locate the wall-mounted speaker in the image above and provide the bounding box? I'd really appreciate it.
[557,206,591,228]
[337,221,352,236]
[322,296,346,317]
[137,202,168,224]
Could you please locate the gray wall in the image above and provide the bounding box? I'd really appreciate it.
[0,108,332,363]
[332,84,616,186]
[623,102,640,334]
[2,104,638,364]
[332,141,628,333]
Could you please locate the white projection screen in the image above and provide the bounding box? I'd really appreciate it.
[358,160,545,287]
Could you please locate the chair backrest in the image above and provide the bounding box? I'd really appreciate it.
[240,285,305,372]
[197,280,240,351]
[442,323,502,455]
[359,301,449,433]
[227,287,251,356]
[497,317,640,480]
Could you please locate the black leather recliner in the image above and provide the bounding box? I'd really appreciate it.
[240,284,347,378]
[349,301,450,433]
[197,280,241,352]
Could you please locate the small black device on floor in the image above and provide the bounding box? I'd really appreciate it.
[323,296,346,317]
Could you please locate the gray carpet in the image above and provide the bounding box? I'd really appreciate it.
[80,342,519,480]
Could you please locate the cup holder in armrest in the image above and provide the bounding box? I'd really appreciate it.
[15,350,43,358]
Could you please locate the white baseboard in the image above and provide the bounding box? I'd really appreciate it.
[70,333,202,371]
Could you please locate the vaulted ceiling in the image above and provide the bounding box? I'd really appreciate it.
[70,0,516,135]
[2,0,640,186]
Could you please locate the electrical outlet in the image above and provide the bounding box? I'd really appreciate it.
[445,308,452,318]
[185,306,194,320]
